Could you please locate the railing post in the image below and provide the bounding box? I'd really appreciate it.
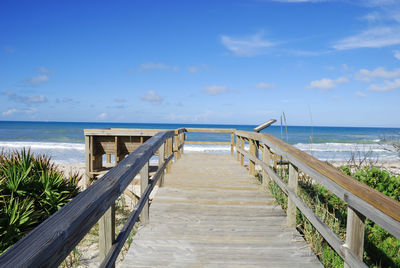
[180,132,184,155]
[158,143,165,186]
[262,145,271,186]
[99,205,115,266]
[140,162,149,225]
[287,163,298,228]
[236,135,240,161]
[106,154,111,164]
[240,138,244,166]
[84,135,91,188]
[166,137,172,173]
[249,139,257,176]
[344,207,366,268]
[174,130,179,160]
[230,132,234,156]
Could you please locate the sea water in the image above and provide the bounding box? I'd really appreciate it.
[0,121,398,164]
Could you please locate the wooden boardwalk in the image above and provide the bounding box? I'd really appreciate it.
[122,153,322,267]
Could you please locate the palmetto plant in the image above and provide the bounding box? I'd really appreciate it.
[0,149,80,254]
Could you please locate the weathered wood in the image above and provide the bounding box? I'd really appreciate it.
[158,143,165,186]
[122,154,322,268]
[231,132,234,156]
[236,135,240,161]
[249,140,257,176]
[184,141,231,145]
[344,207,365,268]
[260,134,400,240]
[140,162,149,225]
[237,146,367,267]
[287,163,298,228]
[262,145,271,186]
[85,135,91,188]
[99,205,115,266]
[106,154,111,164]
[0,131,174,267]
[240,137,244,166]
[185,128,235,133]
[166,137,172,173]
[100,153,174,268]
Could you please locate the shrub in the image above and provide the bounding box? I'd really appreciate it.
[0,149,80,254]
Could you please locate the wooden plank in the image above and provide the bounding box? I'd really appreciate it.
[84,128,167,136]
[237,146,369,267]
[287,163,298,228]
[84,135,91,188]
[240,137,244,166]
[100,153,174,268]
[99,205,115,266]
[249,140,256,176]
[0,130,175,267]
[140,162,149,225]
[184,141,231,145]
[185,128,235,133]
[260,134,400,239]
[231,132,234,156]
[344,207,365,268]
[122,153,322,267]
[236,135,240,161]
[262,145,271,186]
[158,143,165,186]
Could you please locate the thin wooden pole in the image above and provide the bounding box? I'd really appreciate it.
[174,131,179,160]
[230,132,234,156]
[262,145,271,186]
[344,207,365,268]
[84,135,91,189]
[236,135,240,161]
[158,143,165,187]
[240,138,244,166]
[99,205,115,266]
[287,163,298,228]
[249,139,256,176]
[140,162,149,225]
[166,137,172,173]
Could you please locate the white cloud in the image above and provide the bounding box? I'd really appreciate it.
[356,67,400,82]
[137,62,179,72]
[97,113,107,120]
[2,109,18,116]
[369,79,400,91]
[254,83,275,89]
[188,66,198,73]
[114,98,126,103]
[333,27,400,50]
[271,0,326,2]
[26,74,50,85]
[307,77,348,90]
[342,64,350,71]
[393,50,400,60]
[220,32,274,56]
[356,91,366,98]
[141,90,164,105]
[3,91,47,104]
[203,85,228,96]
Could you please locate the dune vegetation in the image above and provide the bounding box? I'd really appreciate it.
[0,149,80,254]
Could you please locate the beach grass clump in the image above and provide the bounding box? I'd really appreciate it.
[265,164,400,268]
[0,149,80,254]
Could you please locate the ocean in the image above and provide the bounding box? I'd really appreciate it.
[0,121,399,164]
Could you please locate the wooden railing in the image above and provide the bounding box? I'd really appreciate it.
[185,128,235,156]
[1,127,399,268]
[0,128,184,267]
[235,130,400,268]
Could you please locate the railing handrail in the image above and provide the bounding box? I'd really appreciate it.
[235,129,400,268]
[0,130,176,267]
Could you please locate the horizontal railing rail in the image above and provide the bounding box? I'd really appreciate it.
[0,128,185,267]
[185,128,235,156]
[235,130,400,268]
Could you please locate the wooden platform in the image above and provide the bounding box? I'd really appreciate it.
[122,153,322,267]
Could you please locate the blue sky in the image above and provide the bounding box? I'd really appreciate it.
[1,0,400,127]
